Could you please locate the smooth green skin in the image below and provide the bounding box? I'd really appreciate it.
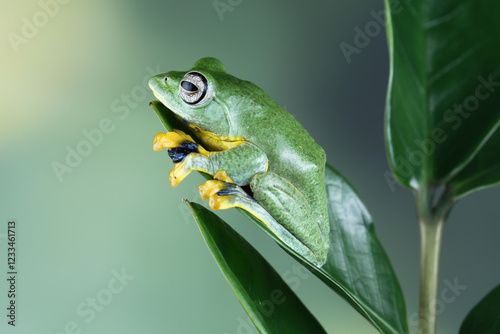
[149,57,329,266]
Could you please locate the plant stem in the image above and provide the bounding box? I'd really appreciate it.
[416,186,453,334]
[418,215,445,334]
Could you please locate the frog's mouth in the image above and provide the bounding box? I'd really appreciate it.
[152,90,192,124]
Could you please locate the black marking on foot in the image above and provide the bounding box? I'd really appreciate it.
[168,141,199,163]
[216,189,233,196]
[216,185,258,202]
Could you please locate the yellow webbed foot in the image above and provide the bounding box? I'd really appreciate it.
[209,193,233,210]
[169,161,187,187]
[198,179,236,210]
[198,180,227,200]
[153,129,214,187]
[168,154,204,187]
[153,130,210,157]
[153,132,186,151]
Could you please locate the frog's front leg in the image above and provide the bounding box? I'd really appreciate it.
[153,131,267,187]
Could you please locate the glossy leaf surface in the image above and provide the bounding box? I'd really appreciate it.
[187,201,326,334]
[239,165,409,334]
[384,0,500,199]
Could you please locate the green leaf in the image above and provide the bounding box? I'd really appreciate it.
[151,100,408,333]
[239,165,409,334]
[150,100,189,134]
[384,0,500,199]
[460,284,500,334]
[186,201,327,334]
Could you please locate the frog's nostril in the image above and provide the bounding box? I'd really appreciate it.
[164,76,168,82]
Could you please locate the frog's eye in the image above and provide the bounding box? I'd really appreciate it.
[179,72,209,105]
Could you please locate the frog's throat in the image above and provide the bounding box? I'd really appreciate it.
[153,92,244,151]
[184,120,246,151]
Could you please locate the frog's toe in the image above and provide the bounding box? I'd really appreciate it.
[168,166,182,187]
[168,159,192,187]
[208,190,235,210]
[153,132,186,151]
[198,180,240,210]
[198,180,228,200]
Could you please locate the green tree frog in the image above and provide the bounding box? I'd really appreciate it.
[149,58,330,266]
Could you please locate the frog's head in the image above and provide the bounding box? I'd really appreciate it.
[149,57,234,137]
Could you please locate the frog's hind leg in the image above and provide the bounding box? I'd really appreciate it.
[250,172,327,266]
[198,175,325,266]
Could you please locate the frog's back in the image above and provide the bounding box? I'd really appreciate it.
[232,83,326,184]
[263,106,329,242]
[232,84,329,238]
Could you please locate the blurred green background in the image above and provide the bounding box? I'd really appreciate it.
[1,0,499,333]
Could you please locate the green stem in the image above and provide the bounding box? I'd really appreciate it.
[416,186,453,334]
[418,215,445,334]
